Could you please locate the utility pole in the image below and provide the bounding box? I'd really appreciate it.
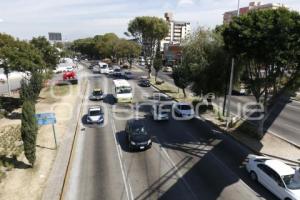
[226,0,240,128]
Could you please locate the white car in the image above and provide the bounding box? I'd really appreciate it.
[246,154,300,200]
[151,104,170,121]
[86,106,104,124]
[173,103,195,120]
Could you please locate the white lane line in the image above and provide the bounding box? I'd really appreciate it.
[154,137,198,200]
[110,115,131,200]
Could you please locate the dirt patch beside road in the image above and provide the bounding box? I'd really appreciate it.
[0,83,81,200]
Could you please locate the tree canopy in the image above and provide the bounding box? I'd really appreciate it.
[30,36,59,69]
[127,16,169,59]
[222,8,300,105]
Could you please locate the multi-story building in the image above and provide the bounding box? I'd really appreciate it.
[223,1,287,24]
[160,12,191,51]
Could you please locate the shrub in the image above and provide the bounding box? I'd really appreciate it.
[21,100,37,167]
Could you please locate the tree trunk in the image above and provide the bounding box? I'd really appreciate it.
[182,88,187,98]
[155,71,158,82]
[5,70,11,96]
[258,87,268,139]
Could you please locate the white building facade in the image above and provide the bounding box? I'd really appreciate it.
[160,12,191,51]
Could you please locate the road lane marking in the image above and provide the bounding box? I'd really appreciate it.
[110,108,132,200]
[106,72,134,200]
[154,137,198,200]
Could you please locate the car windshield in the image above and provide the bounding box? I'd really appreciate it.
[114,69,121,72]
[283,174,300,190]
[132,127,147,136]
[179,105,192,110]
[89,110,102,116]
[116,87,131,94]
[93,91,103,96]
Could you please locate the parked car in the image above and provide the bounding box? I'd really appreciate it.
[246,155,300,200]
[173,103,195,119]
[86,106,104,124]
[139,79,151,87]
[123,71,134,79]
[150,104,170,121]
[89,88,104,101]
[125,120,152,151]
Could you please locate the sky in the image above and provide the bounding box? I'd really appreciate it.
[0,0,300,41]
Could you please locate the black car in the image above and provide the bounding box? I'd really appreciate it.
[125,120,152,151]
[139,79,151,87]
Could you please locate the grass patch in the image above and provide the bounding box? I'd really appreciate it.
[40,84,78,103]
[233,121,261,139]
[0,125,23,157]
[0,125,23,182]
[150,77,198,103]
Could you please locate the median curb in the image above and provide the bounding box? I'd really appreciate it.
[41,65,88,200]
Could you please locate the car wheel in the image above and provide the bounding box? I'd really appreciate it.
[284,198,292,200]
[250,171,258,182]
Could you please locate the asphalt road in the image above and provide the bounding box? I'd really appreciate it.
[138,65,300,147]
[62,66,277,200]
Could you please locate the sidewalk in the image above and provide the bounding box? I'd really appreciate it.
[141,67,300,165]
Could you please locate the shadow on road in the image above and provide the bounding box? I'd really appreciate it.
[133,116,278,200]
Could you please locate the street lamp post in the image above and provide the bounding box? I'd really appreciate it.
[226,0,240,128]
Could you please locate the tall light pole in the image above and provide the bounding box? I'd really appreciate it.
[226,0,240,128]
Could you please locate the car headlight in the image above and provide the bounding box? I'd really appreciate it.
[147,139,151,145]
[130,141,136,145]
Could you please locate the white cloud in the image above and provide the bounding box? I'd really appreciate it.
[177,0,194,6]
[0,18,3,23]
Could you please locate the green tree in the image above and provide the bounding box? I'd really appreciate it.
[94,33,119,60]
[21,100,38,167]
[153,47,163,82]
[127,16,169,75]
[181,29,233,97]
[30,36,59,70]
[0,34,45,95]
[222,8,300,136]
[71,38,98,59]
[172,65,191,98]
[115,39,141,66]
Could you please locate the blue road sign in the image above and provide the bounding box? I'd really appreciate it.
[35,113,56,125]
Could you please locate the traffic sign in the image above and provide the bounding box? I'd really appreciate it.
[35,112,57,149]
[35,113,56,125]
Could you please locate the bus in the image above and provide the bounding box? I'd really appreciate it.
[113,79,133,103]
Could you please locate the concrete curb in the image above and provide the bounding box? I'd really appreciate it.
[41,67,88,200]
